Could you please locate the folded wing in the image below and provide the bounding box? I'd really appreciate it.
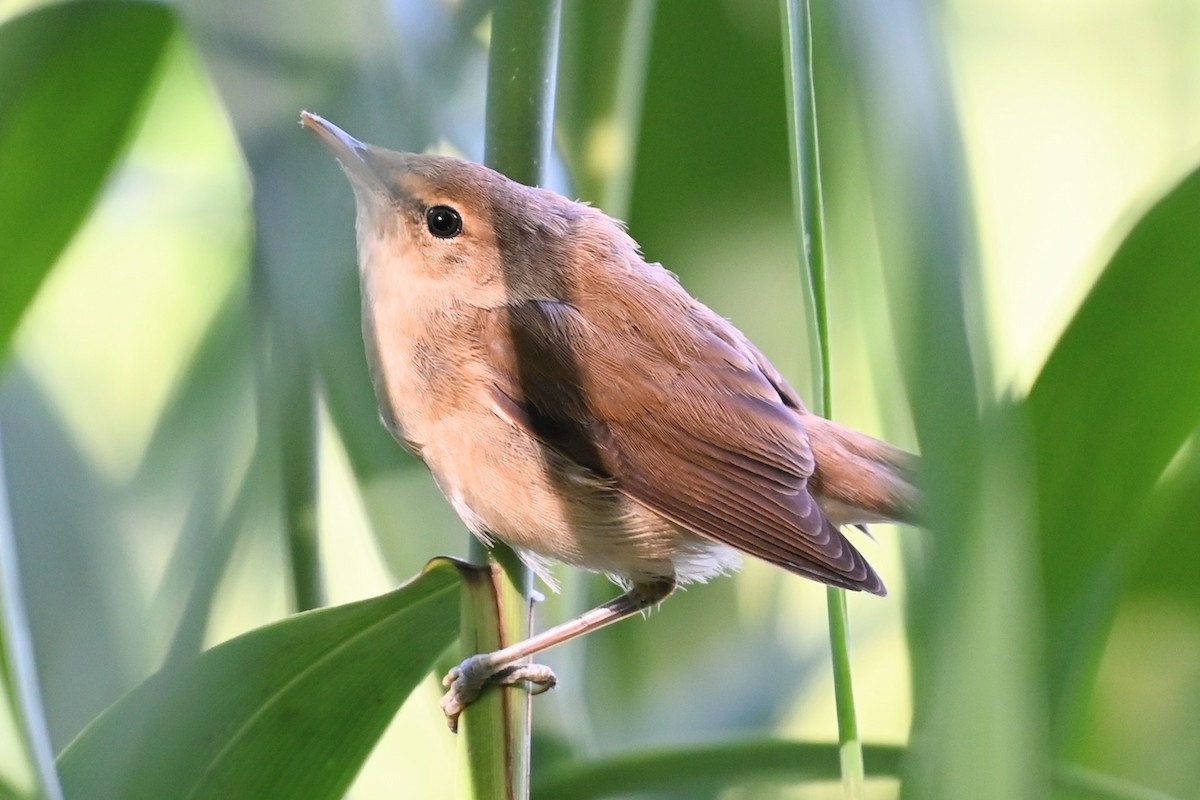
[480,297,884,595]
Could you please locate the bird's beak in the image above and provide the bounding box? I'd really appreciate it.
[300,111,388,195]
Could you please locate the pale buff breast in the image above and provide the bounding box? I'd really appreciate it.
[417,408,741,587]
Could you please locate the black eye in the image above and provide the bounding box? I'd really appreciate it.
[426,205,463,238]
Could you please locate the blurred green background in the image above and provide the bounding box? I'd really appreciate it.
[2,0,1199,798]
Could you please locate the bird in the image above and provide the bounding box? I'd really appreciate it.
[300,111,919,731]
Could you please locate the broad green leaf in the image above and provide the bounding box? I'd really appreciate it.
[1027,163,1200,738]
[831,2,1050,798]
[1071,444,1200,800]
[57,559,461,800]
[0,1,174,353]
[1127,441,1200,604]
[531,740,904,799]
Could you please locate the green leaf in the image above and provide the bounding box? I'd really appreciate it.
[904,407,1049,800]
[57,559,462,800]
[556,0,656,219]
[0,1,174,353]
[781,1,865,793]
[0,776,30,800]
[1128,441,1200,605]
[1027,163,1200,739]
[531,740,905,799]
[1054,764,1186,800]
[0,427,63,800]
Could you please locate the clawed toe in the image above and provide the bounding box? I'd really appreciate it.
[493,663,557,694]
[439,656,558,733]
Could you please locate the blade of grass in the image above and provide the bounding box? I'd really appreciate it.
[275,324,323,613]
[530,745,1183,800]
[162,444,265,667]
[780,0,829,410]
[556,0,657,220]
[0,425,64,800]
[532,740,905,800]
[251,251,324,613]
[781,1,864,794]
[1054,764,1185,800]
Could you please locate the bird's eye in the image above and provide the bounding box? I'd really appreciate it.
[426,205,463,239]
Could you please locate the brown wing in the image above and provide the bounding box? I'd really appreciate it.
[480,298,884,595]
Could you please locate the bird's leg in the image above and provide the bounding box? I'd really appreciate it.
[440,576,675,731]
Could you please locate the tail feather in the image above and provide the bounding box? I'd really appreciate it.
[805,415,920,527]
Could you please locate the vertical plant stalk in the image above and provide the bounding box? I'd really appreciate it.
[824,586,864,796]
[485,0,562,187]
[457,555,536,799]
[0,424,65,800]
[456,0,561,795]
[780,2,829,407]
[251,252,325,613]
[780,0,866,796]
[276,329,323,613]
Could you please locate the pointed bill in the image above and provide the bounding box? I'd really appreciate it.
[300,111,387,194]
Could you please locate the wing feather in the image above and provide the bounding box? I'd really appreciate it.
[480,298,884,595]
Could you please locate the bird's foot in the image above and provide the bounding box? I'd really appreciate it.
[440,655,557,732]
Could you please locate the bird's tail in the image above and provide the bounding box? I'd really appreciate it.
[805,415,921,527]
